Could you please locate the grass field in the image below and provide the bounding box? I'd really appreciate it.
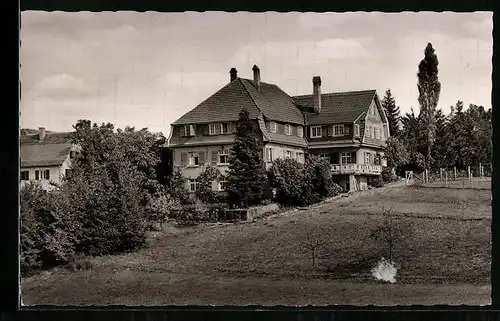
[21,184,492,306]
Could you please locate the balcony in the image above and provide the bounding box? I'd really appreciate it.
[331,163,382,176]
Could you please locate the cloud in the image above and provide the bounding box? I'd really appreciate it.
[162,71,228,88]
[462,17,492,37]
[30,73,100,100]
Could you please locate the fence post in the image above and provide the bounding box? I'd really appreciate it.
[468,166,471,183]
[445,171,448,187]
[425,169,429,185]
[440,168,443,182]
[479,163,482,179]
[454,167,457,180]
[405,171,408,185]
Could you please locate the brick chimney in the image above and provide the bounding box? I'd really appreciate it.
[313,76,322,114]
[230,68,237,82]
[252,65,261,90]
[38,127,46,141]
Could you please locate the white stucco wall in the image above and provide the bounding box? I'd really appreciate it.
[264,143,306,169]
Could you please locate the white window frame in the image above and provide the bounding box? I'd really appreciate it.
[220,123,230,134]
[188,152,199,166]
[340,152,352,164]
[333,125,344,137]
[218,149,230,165]
[218,179,228,191]
[366,126,372,138]
[269,122,277,134]
[284,124,292,136]
[286,150,292,158]
[189,179,200,192]
[319,153,329,162]
[297,126,304,138]
[209,123,217,135]
[310,126,322,138]
[267,147,274,162]
[297,152,304,162]
[354,124,360,137]
[364,152,371,165]
[375,127,381,139]
[184,124,195,137]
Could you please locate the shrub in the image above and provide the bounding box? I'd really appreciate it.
[382,167,399,183]
[368,175,385,188]
[175,199,220,225]
[20,183,77,276]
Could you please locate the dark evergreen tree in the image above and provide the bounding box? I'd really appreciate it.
[417,43,442,166]
[381,89,401,137]
[226,108,267,207]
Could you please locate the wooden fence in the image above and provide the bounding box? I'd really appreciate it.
[405,164,491,190]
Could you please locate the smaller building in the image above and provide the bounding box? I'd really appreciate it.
[20,127,80,190]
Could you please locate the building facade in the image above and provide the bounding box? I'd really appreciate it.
[168,65,389,194]
[20,127,80,190]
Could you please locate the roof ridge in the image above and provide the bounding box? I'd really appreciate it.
[293,89,376,98]
[239,78,264,116]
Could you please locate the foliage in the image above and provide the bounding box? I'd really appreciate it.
[196,165,224,204]
[226,109,267,207]
[381,89,401,137]
[381,167,399,183]
[164,168,189,205]
[383,136,410,169]
[368,175,384,188]
[268,156,342,207]
[174,200,221,225]
[20,182,77,276]
[417,43,441,165]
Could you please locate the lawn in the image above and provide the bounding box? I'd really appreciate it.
[21,185,492,306]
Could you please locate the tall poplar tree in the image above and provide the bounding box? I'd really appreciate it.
[417,43,441,167]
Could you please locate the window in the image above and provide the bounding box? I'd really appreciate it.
[209,124,216,135]
[296,152,304,162]
[189,180,200,192]
[20,171,29,181]
[297,126,304,138]
[374,154,381,165]
[319,153,329,162]
[219,179,228,191]
[266,148,274,162]
[373,127,376,138]
[35,170,50,180]
[333,125,344,136]
[340,152,352,164]
[218,149,229,164]
[370,103,376,115]
[269,122,277,133]
[310,126,322,138]
[188,152,199,166]
[364,152,371,164]
[284,124,292,136]
[375,127,381,139]
[366,126,372,138]
[354,124,360,137]
[345,125,351,135]
[286,150,292,158]
[184,125,195,137]
[220,123,230,134]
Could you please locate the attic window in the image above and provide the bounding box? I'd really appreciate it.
[333,125,344,137]
[297,126,304,138]
[220,123,230,134]
[184,125,195,137]
[354,124,360,137]
[269,122,277,133]
[209,124,216,135]
[284,124,292,136]
[310,126,322,138]
[20,171,29,181]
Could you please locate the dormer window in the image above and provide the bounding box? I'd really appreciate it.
[209,123,216,135]
[333,125,344,137]
[284,124,292,136]
[269,122,277,133]
[310,126,322,138]
[184,124,195,137]
[297,126,304,138]
[354,124,360,137]
[220,123,230,134]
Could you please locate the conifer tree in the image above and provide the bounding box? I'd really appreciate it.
[226,108,267,207]
[381,89,401,137]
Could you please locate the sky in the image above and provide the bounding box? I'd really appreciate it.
[20,11,492,136]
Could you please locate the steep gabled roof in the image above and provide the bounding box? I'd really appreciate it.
[293,90,376,125]
[21,143,72,167]
[172,78,305,126]
[20,131,74,167]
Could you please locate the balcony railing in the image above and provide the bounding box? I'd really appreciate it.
[331,163,382,175]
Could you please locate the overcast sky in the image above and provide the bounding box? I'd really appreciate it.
[20,11,492,136]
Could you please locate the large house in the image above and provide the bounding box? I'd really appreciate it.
[167,65,389,193]
[20,127,80,190]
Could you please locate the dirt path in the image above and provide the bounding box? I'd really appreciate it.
[21,270,491,306]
